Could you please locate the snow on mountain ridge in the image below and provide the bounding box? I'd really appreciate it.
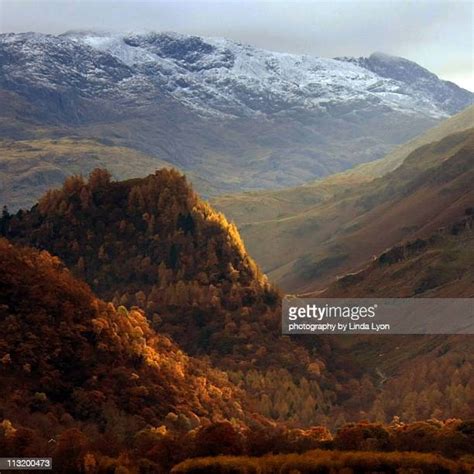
[335,52,472,114]
[65,31,469,119]
[1,31,472,120]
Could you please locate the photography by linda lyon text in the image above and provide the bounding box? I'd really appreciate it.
[287,322,391,333]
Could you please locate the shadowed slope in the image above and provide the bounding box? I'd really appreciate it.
[215,127,474,293]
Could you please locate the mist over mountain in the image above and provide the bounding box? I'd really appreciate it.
[0,31,472,210]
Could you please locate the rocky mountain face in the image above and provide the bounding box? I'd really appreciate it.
[336,52,472,115]
[2,31,470,120]
[0,31,472,207]
[58,32,469,119]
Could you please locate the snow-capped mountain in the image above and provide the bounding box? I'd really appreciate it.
[0,30,472,202]
[1,31,471,120]
[336,52,471,115]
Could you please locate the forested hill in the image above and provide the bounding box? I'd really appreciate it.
[0,169,307,373]
[0,238,263,471]
[5,169,370,430]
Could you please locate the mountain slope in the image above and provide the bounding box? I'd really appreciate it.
[346,102,474,178]
[0,238,260,471]
[0,31,472,207]
[0,137,174,210]
[2,168,472,433]
[0,135,217,211]
[336,52,472,115]
[214,123,474,293]
[322,211,474,298]
[286,127,474,292]
[1,244,472,471]
[213,105,474,224]
[306,212,474,428]
[61,32,470,119]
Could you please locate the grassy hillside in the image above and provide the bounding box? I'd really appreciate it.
[0,137,172,210]
[214,122,474,293]
[298,210,474,431]
[213,105,474,225]
[342,103,474,179]
[322,212,474,298]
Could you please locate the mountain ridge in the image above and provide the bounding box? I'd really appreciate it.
[58,30,472,119]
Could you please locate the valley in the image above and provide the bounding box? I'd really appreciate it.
[214,106,474,294]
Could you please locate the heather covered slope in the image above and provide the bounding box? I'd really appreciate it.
[214,126,474,293]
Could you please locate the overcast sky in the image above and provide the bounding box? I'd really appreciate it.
[1,0,472,91]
